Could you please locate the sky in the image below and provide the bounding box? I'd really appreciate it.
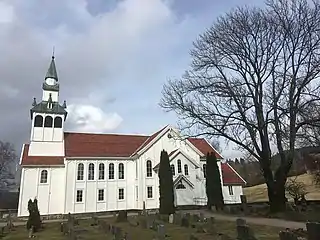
[0,0,265,159]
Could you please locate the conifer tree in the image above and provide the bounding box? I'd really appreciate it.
[26,198,42,232]
[205,152,224,210]
[159,150,175,214]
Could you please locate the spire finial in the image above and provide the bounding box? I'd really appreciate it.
[52,46,55,59]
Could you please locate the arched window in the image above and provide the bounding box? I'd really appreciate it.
[34,115,43,127]
[203,164,207,178]
[88,163,94,180]
[109,163,114,179]
[146,160,152,177]
[177,159,182,173]
[118,163,124,179]
[99,163,105,180]
[44,116,53,127]
[184,164,189,176]
[170,164,175,176]
[54,117,63,128]
[40,170,48,183]
[77,163,84,180]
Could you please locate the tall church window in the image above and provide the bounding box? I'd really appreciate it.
[98,163,105,180]
[44,116,53,127]
[40,170,48,183]
[203,164,207,178]
[88,163,94,180]
[54,116,62,128]
[77,163,84,180]
[177,159,182,173]
[184,164,189,176]
[34,115,43,127]
[170,164,175,176]
[109,163,114,179]
[118,163,124,179]
[146,160,152,177]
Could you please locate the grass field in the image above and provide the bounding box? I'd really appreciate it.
[243,173,320,203]
[3,216,283,240]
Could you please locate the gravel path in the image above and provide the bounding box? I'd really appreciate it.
[181,209,306,230]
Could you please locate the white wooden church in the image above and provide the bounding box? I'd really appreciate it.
[17,56,246,217]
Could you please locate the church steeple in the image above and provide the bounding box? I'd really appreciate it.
[45,56,58,81]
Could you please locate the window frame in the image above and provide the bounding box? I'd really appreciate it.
[34,115,43,127]
[98,189,104,202]
[147,186,153,199]
[184,164,189,176]
[170,164,175,176]
[109,163,115,180]
[77,163,84,181]
[177,159,182,173]
[98,163,105,180]
[88,163,95,180]
[228,186,234,195]
[118,163,125,180]
[44,116,53,127]
[146,160,152,177]
[118,188,125,200]
[76,189,84,203]
[53,116,63,128]
[40,170,48,184]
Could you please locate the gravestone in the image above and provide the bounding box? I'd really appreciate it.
[28,227,34,238]
[168,214,174,224]
[116,210,128,222]
[192,214,200,223]
[240,195,248,213]
[143,201,147,216]
[157,224,166,240]
[236,218,246,226]
[115,227,123,240]
[139,217,147,229]
[199,212,205,222]
[181,217,190,228]
[306,222,320,240]
[236,225,257,240]
[91,214,98,226]
[173,213,182,225]
[279,231,298,240]
[0,226,5,237]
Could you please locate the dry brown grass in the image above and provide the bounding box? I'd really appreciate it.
[243,173,320,203]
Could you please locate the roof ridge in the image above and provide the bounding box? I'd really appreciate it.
[64,131,150,137]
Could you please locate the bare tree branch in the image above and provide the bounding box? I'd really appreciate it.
[161,0,320,212]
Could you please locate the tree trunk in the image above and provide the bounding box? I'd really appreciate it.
[268,183,286,212]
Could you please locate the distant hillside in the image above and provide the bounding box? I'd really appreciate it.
[243,174,320,203]
[227,146,320,187]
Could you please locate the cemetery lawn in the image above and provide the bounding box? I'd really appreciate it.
[3,216,283,240]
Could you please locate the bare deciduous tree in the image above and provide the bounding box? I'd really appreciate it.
[0,141,17,190]
[160,0,320,212]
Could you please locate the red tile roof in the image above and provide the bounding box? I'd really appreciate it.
[21,144,64,166]
[21,126,222,165]
[221,163,246,185]
[64,132,148,157]
[188,138,222,159]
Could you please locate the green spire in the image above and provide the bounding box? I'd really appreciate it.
[45,56,58,81]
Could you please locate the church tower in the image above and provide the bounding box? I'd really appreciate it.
[28,55,67,156]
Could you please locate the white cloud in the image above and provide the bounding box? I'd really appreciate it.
[0,2,14,23]
[66,104,123,133]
